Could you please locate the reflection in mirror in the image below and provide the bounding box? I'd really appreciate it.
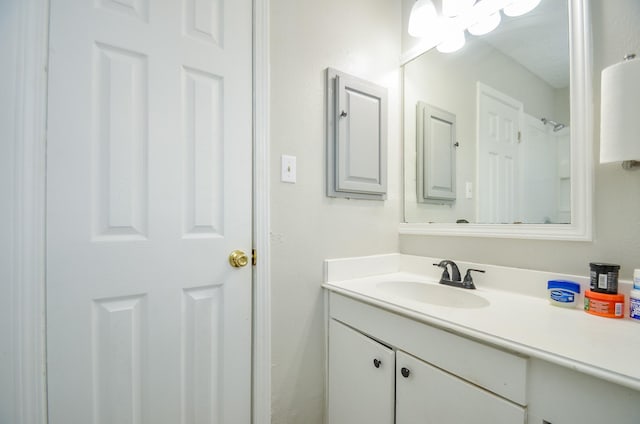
[404,0,570,224]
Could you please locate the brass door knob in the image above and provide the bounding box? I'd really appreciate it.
[229,250,249,268]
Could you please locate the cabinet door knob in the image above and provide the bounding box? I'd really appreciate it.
[401,367,410,378]
[373,358,381,368]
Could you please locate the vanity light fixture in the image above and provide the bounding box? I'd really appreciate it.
[408,0,542,53]
[442,0,476,18]
[408,0,439,38]
[600,54,640,170]
[503,0,542,17]
[437,30,466,53]
[468,10,501,36]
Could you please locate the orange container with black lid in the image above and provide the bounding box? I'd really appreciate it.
[584,290,625,318]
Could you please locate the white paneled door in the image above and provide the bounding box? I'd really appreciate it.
[477,84,523,224]
[46,0,252,423]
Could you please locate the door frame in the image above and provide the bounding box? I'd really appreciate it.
[5,0,271,422]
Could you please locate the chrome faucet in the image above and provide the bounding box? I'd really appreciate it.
[433,260,461,283]
[433,260,485,290]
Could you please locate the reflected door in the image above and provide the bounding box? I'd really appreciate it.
[46,0,252,422]
[477,84,523,224]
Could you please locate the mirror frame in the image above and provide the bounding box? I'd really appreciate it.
[399,0,593,241]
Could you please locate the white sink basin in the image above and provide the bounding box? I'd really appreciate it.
[376,281,490,309]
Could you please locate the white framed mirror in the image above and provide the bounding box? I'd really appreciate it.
[400,0,592,240]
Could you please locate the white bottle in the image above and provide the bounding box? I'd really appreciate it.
[631,270,640,322]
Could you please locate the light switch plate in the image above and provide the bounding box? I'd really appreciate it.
[281,155,296,183]
[465,182,473,199]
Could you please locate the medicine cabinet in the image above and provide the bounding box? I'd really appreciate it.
[326,68,388,200]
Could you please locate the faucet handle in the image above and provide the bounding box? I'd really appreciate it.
[463,268,485,288]
[433,262,451,280]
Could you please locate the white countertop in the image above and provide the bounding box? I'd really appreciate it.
[323,254,640,391]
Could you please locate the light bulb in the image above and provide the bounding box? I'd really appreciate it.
[503,0,542,17]
[468,11,501,36]
[442,0,476,17]
[437,30,466,53]
[408,0,438,37]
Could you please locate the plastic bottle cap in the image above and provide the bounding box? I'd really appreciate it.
[547,280,580,293]
[634,269,640,290]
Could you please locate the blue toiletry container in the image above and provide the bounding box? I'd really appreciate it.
[547,280,581,308]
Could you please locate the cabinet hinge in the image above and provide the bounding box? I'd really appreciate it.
[252,249,257,266]
[517,131,522,143]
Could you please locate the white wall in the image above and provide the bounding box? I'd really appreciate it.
[519,115,561,223]
[400,0,640,279]
[269,0,401,423]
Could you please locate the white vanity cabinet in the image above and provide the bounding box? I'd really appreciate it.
[324,255,640,424]
[327,319,394,424]
[395,351,525,423]
[326,289,640,424]
[327,292,527,424]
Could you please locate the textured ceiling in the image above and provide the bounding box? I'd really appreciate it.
[480,0,569,88]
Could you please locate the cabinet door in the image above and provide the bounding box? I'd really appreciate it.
[416,102,457,204]
[326,68,388,200]
[328,319,395,424]
[396,351,525,424]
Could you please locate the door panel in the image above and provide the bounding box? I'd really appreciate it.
[46,0,252,422]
